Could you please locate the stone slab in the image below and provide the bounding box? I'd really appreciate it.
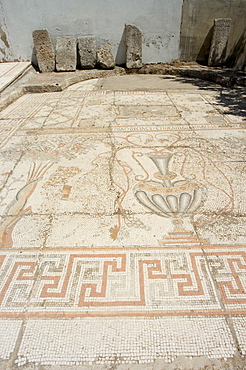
[33,29,55,72]
[77,36,96,69]
[0,62,31,92]
[125,24,142,69]
[208,18,232,67]
[96,44,115,69]
[55,36,76,72]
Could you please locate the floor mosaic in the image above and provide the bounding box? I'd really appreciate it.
[0,75,245,368]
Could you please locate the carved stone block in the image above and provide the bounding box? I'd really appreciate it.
[33,29,55,72]
[208,18,232,67]
[97,44,115,69]
[56,36,76,72]
[77,36,96,69]
[125,24,142,69]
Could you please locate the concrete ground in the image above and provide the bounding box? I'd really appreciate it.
[0,70,246,369]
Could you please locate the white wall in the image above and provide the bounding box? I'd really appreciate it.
[0,0,183,64]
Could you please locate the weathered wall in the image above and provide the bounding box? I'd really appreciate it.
[0,0,183,64]
[180,0,246,69]
[0,1,13,61]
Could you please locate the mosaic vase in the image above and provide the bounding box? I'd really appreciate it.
[134,152,206,230]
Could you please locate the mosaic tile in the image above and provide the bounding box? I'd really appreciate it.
[114,91,173,106]
[167,92,240,128]
[0,93,63,120]
[0,319,22,360]
[0,119,28,149]
[113,117,188,129]
[203,91,246,125]
[0,158,54,217]
[231,316,246,355]
[0,252,39,310]
[1,247,246,315]
[22,132,111,160]
[46,213,184,248]
[198,216,246,245]
[81,92,115,105]
[108,131,244,245]
[116,105,179,119]
[16,317,235,366]
[9,214,52,249]
[77,104,117,124]
[204,250,246,310]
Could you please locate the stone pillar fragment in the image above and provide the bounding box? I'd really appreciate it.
[55,36,76,72]
[208,18,232,67]
[77,36,96,69]
[97,44,115,69]
[33,29,55,72]
[125,24,142,69]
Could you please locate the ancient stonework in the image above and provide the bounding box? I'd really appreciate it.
[0,74,246,368]
[77,36,96,69]
[208,18,232,67]
[125,24,142,69]
[32,29,55,72]
[55,36,76,72]
[96,44,115,69]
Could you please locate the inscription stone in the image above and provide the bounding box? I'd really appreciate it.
[55,36,76,72]
[78,36,96,69]
[125,24,142,69]
[97,44,115,69]
[208,18,232,67]
[33,29,55,72]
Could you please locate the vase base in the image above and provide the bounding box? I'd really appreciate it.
[159,231,208,247]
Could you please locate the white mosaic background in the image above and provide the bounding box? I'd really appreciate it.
[16,317,236,366]
[231,317,246,356]
[0,319,22,360]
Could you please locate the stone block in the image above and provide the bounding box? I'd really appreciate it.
[208,18,232,67]
[32,29,55,72]
[55,36,76,72]
[125,24,142,69]
[97,44,115,69]
[77,36,96,69]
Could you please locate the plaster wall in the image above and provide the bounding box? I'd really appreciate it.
[180,0,246,69]
[0,1,13,61]
[0,0,183,64]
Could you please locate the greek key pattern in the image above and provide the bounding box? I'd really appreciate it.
[0,248,246,317]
